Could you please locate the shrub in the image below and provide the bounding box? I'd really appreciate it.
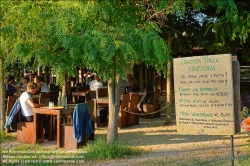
[84,137,142,160]
[0,130,10,142]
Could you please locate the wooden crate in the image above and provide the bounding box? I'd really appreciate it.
[17,121,44,144]
[60,124,87,150]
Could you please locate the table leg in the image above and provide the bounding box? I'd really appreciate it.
[48,115,52,141]
[57,114,61,148]
[33,113,37,145]
[52,115,55,141]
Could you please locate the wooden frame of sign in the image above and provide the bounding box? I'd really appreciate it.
[174,54,240,135]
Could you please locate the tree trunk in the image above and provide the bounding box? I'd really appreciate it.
[0,56,6,129]
[62,74,67,96]
[139,63,144,92]
[37,66,42,76]
[44,67,50,84]
[107,74,121,145]
[166,29,173,124]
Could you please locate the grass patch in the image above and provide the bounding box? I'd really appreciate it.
[0,130,10,142]
[12,144,46,151]
[84,137,143,160]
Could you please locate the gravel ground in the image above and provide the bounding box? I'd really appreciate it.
[1,96,249,165]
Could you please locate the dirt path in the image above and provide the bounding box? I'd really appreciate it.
[1,96,249,165]
[87,112,249,166]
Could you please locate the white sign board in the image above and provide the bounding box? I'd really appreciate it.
[174,54,235,135]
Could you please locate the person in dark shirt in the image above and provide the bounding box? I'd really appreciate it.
[121,79,130,95]
[127,74,139,93]
[6,76,19,96]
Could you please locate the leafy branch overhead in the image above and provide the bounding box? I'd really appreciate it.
[1,0,249,83]
[0,1,171,84]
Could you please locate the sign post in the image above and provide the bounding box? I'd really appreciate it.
[174,54,240,165]
[174,54,235,135]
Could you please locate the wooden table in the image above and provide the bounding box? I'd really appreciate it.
[32,106,74,148]
[71,92,86,104]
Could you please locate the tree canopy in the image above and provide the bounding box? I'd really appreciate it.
[1,0,171,84]
[1,0,249,143]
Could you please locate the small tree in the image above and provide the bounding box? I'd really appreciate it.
[0,1,171,144]
[1,0,243,144]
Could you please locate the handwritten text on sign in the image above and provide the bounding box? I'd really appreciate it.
[174,54,235,135]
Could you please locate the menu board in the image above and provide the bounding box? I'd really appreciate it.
[174,54,235,135]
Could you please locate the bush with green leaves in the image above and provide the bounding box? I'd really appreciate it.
[84,137,143,160]
[0,130,10,142]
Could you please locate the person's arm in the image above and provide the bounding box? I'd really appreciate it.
[9,83,20,90]
[38,82,44,89]
[26,98,44,108]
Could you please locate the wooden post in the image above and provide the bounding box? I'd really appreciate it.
[232,56,241,133]
[44,67,49,84]
[165,29,173,124]
[139,63,144,92]
[37,66,42,76]
[0,56,6,129]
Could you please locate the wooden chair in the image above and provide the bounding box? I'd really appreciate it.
[93,99,108,128]
[142,89,161,119]
[16,106,44,144]
[6,96,18,133]
[87,90,108,128]
[85,91,97,101]
[39,92,50,104]
[118,94,130,129]
[60,103,93,149]
[49,91,59,105]
[6,96,18,116]
[86,100,95,141]
[17,121,44,144]
[97,88,108,98]
[128,93,139,127]
[5,90,10,105]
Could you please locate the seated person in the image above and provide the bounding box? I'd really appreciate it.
[89,74,104,97]
[126,73,139,93]
[121,79,130,95]
[6,76,19,96]
[20,76,29,91]
[19,82,49,139]
[35,75,50,93]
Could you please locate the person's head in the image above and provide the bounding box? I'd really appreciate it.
[7,76,15,84]
[94,74,100,81]
[127,74,134,81]
[27,82,38,94]
[35,76,44,83]
[22,76,29,84]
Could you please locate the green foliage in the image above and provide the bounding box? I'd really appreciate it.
[0,130,10,142]
[0,1,171,84]
[12,144,46,151]
[241,107,250,120]
[84,137,143,160]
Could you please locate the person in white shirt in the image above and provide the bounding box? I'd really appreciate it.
[89,74,104,97]
[20,76,29,91]
[35,75,50,93]
[19,82,48,139]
